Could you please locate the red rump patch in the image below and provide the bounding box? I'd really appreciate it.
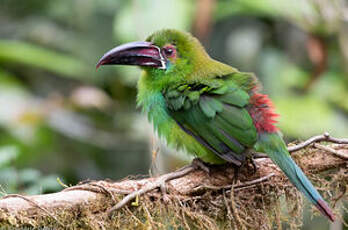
[249,93,279,133]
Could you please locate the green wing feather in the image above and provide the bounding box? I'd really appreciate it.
[163,74,257,165]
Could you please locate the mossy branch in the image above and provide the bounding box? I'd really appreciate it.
[0,135,347,230]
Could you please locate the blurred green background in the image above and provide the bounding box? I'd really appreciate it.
[0,0,347,229]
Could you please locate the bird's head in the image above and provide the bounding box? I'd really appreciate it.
[97,29,216,86]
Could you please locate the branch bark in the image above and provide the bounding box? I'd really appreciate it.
[0,138,347,229]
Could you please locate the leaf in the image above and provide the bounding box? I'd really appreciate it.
[0,146,19,167]
[18,169,41,184]
[0,40,89,80]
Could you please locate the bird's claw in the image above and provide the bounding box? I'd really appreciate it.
[250,157,259,174]
[191,158,210,173]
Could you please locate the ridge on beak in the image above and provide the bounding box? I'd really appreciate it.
[96,41,166,70]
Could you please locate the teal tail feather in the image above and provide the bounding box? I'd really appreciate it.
[255,132,335,222]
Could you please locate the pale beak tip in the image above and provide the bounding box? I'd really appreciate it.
[96,59,106,71]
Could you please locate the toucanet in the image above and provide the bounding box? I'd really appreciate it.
[97,29,334,221]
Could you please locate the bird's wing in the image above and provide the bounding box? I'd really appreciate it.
[163,74,257,165]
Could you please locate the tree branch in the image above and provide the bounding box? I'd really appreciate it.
[287,132,348,152]
[0,135,347,229]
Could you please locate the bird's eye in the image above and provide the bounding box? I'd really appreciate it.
[162,45,176,58]
[164,48,173,56]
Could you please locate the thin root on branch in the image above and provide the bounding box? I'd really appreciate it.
[107,165,195,217]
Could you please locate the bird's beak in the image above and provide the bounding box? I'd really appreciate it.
[96,41,166,70]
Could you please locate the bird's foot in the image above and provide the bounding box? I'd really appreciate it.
[233,166,241,182]
[232,157,258,182]
[244,149,259,175]
[249,157,259,175]
[191,158,210,174]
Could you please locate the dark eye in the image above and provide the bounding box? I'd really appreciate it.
[164,47,174,56]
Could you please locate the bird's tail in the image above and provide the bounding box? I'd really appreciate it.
[255,132,335,222]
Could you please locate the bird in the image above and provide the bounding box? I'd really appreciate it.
[96,29,334,221]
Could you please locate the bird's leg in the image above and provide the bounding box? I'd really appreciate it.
[249,157,258,175]
[191,158,210,173]
[233,157,257,182]
[244,149,259,175]
[233,165,241,182]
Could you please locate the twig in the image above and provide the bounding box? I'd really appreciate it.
[64,184,130,195]
[142,204,154,227]
[87,182,118,204]
[288,132,348,152]
[313,143,348,160]
[229,185,247,230]
[107,165,195,217]
[254,133,348,159]
[223,190,234,229]
[235,173,275,188]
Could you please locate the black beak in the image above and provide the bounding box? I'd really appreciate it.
[96,41,166,70]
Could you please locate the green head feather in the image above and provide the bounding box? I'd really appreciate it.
[141,29,236,91]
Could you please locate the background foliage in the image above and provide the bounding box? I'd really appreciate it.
[0,0,347,229]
